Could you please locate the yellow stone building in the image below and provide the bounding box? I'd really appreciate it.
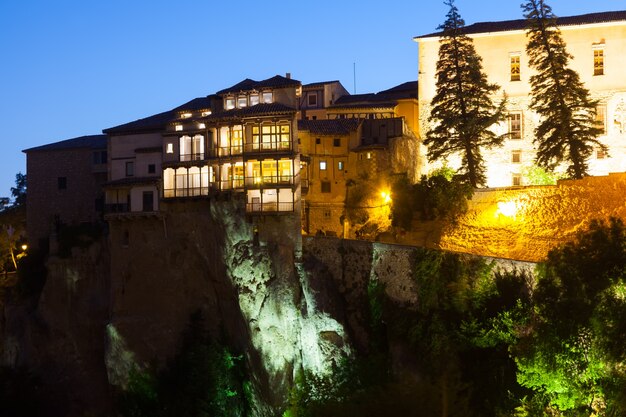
[415,10,626,187]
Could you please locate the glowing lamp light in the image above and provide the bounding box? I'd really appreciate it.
[381,191,392,204]
[21,244,28,251]
[496,201,518,219]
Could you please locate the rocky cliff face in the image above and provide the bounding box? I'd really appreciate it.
[0,198,535,416]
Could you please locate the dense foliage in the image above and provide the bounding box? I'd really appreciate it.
[118,313,251,417]
[523,0,605,179]
[391,170,473,229]
[425,0,506,187]
[288,219,626,417]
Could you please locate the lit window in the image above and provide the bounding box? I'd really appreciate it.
[225,97,235,110]
[594,105,606,134]
[181,112,192,119]
[510,54,521,81]
[308,93,318,107]
[366,152,372,159]
[166,143,174,154]
[238,95,247,108]
[593,47,604,76]
[512,173,522,186]
[126,161,134,177]
[175,125,183,131]
[198,123,206,129]
[512,150,522,163]
[508,113,522,139]
[201,110,211,117]
[333,138,341,147]
[320,161,327,170]
[338,161,344,171]
[262,91,273,104]
[249,94,259,106]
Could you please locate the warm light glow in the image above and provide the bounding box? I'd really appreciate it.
[198,123,206,129]
[21,244,28,251]
[496,201,518,218]
[175,125,183,131]
[381,191,391,204]
[182,112,192,119]
[201,111,211,117]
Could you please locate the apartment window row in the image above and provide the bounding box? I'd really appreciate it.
[509,44,604,80]
[225,91,273,110]
[313,138,342,147]
[319,160,345,172]
[163,159,296,197]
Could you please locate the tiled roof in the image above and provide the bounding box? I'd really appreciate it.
[201,103,296,121]
[173,96,215,112]
[416,10,626,38]
[303,80,341,89]
[217,75,301,95]
[297,119,361,135]
[329,81,417,110]
[23,134,107,153]
[103,109,176,135]
[104,96,216,135]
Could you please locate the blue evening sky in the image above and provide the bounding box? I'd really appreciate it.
[0,0,621,197]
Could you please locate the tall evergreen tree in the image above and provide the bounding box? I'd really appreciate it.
[426,0,506,188]
[523,0,606,179]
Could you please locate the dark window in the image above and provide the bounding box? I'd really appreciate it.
[142,191,154,212]
[93,150,107,164]
[308,93,318,107]
[122,230,129,247]
[95,197,104,212]
[148,164,156,174]
[315,138,321,145]
[323,210,331,218]
[57,177,67,190]
[126,161,134,177]
[312,116,317,120]
[333,138,341,147]
[321,181,331,193]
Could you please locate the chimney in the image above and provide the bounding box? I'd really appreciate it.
[286,72,291,79]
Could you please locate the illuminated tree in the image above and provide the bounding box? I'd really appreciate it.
[426,0,506,188]
[513,218,626,415]
[523,0,605,179]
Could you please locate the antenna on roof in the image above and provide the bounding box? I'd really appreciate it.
[353,62,357,94]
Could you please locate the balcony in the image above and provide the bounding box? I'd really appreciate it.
[245,175,294,188]
[105,203,129,213]
[246,202,294,213]
[179,153,205,162]
[244,141,292,154]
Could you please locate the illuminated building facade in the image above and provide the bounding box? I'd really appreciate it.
[415,10,626,187]
[161,75,301,215]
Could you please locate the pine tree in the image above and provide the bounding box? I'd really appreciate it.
[523,0,606,179]
[426,0,506,188]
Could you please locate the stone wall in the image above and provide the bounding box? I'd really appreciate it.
[438,172,626,262]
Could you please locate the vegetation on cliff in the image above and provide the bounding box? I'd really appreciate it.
[118,312,251,417]
[286,219,626,417]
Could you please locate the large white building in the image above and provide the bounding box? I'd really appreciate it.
[415,10,626,187]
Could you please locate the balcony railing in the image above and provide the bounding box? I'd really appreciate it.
[105,203,129,213]
[179,153,205,162]
[244,175,294,188]
[246,202,294,213]
[244,141,292,153]
[164,187,212,198]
